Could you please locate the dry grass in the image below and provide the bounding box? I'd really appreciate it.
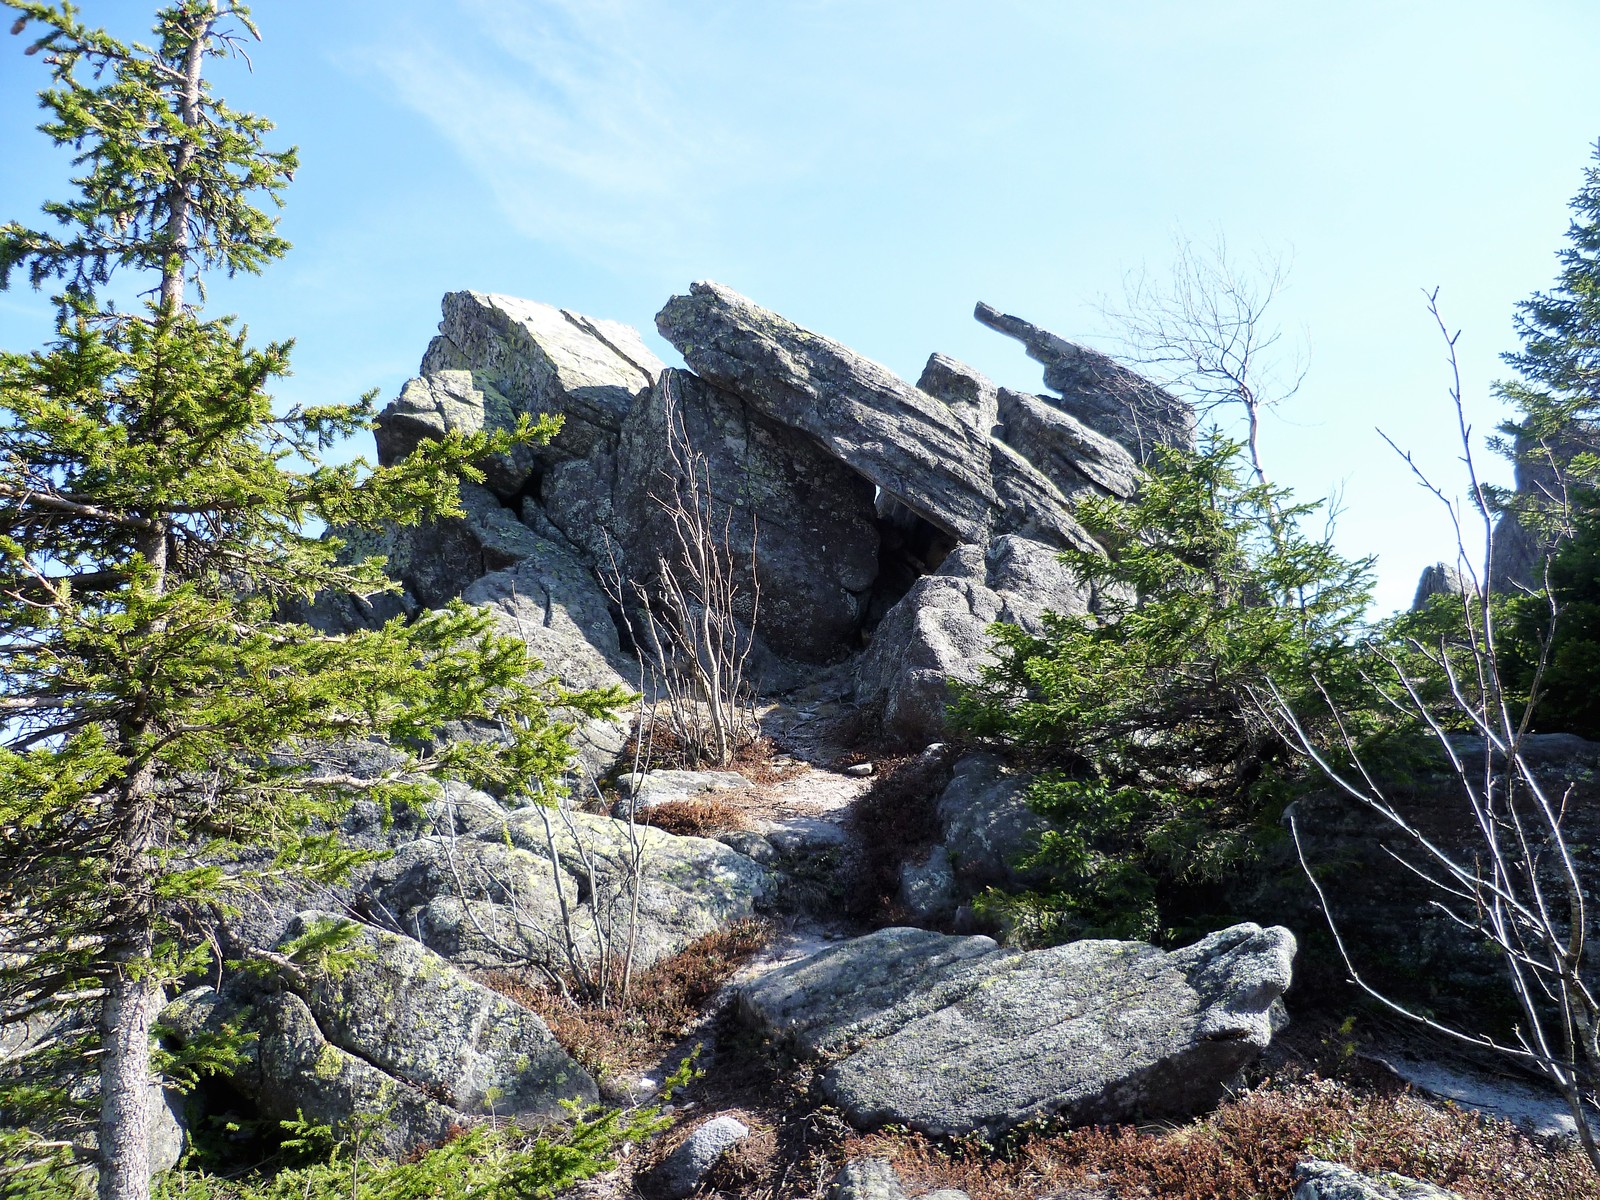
[842,1076,1599,1200]
[481,918,771,1081]
[635,792,758,839]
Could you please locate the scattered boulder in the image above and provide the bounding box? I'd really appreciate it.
[855,539,1091,746]
[1292,1160,1463,1199]
[162,912,597,1158]
[363,806,767,973]
[933,753,1050,892]
[284,913,594,1119]
[739,923,1295,1137]
[647,1114,751,1199]
[830,1158,910,1200]
[897,844,959,925]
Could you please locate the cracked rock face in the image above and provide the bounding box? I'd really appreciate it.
[611,368,882,663]
[739,923,1296,1137]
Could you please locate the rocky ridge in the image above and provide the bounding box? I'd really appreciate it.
[17,282,1583,1196]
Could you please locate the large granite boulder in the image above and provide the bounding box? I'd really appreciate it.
[975,301,1194,460]
[359,807,767,974]
[162,912,596,1157]
[657,281,1093,552]
[609,368,882,663]
[739,923,1295,1137]
[856,537,1091,746]
[380,291,663,491]
[461,542,637,775]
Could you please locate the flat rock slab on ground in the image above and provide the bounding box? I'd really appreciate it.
[739,923,1295,1137]
[1292,1160,1463,1199]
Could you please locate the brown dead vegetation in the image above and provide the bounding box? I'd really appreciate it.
[481,918,771,1081]
[634,793,758,839]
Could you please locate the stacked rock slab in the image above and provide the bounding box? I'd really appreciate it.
[653,281,1183,745]
[739,923,1296,1136]
[364,282,1187,751]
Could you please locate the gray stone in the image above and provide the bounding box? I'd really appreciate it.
[360,806,765,974]
[499,808,768,970]
[718,829,778,864]
[975,302,1194,461]
[461,541,637,777]
[615,769,753,812]
[935,753,1050,891]
[360,835,576,966]
[282,913,595,1120]
[1292,1160,1463,1199]
[763,814,850,855]
[843,762,875,778]
[897,844,958,924]
[918,1192,972,1200]
[996,388,1140,500]
[337,480,542,609]
[740,923,1295,1137]
[380,292,662,491]
[1411,562,1472,610]
[855,538,1091,746]
[649,1114,750,1199]
[830,1157,909,1200]
[917,353,999,439]
[424,782,511,838]
[163,987,461,1160]
[612,368,882,662]
[855,546,1003,746]
[656,282,1093,551]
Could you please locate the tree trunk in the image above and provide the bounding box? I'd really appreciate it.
[97,963,159,1200]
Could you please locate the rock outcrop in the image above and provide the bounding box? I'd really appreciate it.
[974,301,1194,460]
[739,922,1296,1136]
[348,281,1184,753]
[361,806,767,973]
[162,912,596,1156]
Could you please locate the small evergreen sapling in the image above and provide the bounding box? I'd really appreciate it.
[0,5,625,1199]
[953,436,1377,943]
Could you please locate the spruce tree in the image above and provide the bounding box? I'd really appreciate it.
[0,5,623,1198]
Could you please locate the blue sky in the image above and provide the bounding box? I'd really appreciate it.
[4,1,1600,613]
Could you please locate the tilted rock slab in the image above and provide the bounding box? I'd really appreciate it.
[379,291,663,492]
[917,354,1140,502]
[657,281,1094,552]
[739,923,1295,1137]
[975,301,1194,460]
